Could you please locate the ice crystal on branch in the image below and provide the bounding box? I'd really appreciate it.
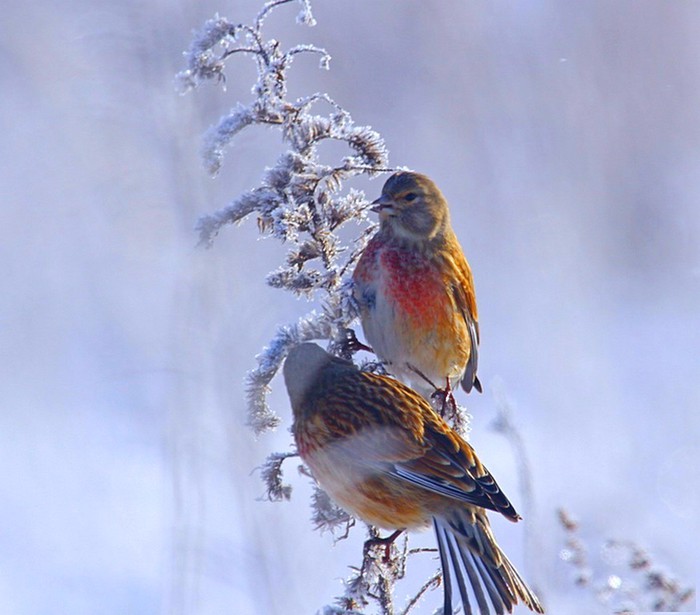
[258,451,297,501]
[245,310,333,434]
[179,0,391,437]
[310,485,353,535]
[324,526,446,615]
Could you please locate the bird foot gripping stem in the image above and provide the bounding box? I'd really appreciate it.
[337,327,373,358]
[362,529,404,564]
[430,385,458,420]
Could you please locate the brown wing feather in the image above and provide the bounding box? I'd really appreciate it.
[443,239,482,393]
[396,411,519,521]
[304,366,517,521]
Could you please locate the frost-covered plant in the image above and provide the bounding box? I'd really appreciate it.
[558,509,695,613]
[178,2,453,613]
[178,0,390,436]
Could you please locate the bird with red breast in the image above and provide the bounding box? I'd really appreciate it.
[283,343,544,615]
[352,171,482,407]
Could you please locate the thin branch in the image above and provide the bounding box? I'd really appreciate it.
[400,572,442,615]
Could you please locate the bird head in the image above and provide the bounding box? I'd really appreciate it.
[284,343,362,418]
[372,172,450,242]
[283,343,333,412]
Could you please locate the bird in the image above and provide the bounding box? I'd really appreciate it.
[283,343,544,615]
[352,171,482,404]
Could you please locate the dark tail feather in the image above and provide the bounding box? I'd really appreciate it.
[433,513,544,614]
[435,519,455,615]
[448,533,487,614]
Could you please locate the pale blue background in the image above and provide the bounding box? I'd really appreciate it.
[1,1,697,613]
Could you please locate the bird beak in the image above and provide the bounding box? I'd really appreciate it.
[370,194,395,213]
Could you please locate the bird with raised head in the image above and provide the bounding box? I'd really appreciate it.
[352,171,482,406]
[283,343,544,615]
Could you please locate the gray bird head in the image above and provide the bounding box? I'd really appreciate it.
[283,343,335,411]
[372,171,450,242]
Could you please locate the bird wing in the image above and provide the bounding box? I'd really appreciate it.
[446,250,482,394]
[345,372,518,521]
[392,419,519,521]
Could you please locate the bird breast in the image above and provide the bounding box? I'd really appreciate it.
[297,427,435,530]
[354,242,470,387]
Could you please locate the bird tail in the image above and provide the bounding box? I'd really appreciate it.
[433,511,544,615]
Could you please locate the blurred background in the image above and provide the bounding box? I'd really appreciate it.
[1,0,698,613]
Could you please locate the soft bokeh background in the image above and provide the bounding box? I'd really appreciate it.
[1,0,698,613]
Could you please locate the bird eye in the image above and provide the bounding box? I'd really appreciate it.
[404,192,417,202]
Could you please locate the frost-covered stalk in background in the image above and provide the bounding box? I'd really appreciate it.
[557,509,695,613]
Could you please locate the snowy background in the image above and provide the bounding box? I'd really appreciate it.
[1,1,698,613]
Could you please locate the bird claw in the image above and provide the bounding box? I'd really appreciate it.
[363,529,403,564]
[337,328,373,357]
[431,383,458,420]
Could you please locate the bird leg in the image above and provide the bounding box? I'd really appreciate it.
[406,365,457,419]
[363,529,404,563]
[407,364,439,390]
[430,378,458,420]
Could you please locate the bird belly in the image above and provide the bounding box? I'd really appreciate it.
[362,250,470,391]
[302,444,433,530]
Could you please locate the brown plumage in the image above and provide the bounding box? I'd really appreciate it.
[352,171,482,397]
[284,343,544,615]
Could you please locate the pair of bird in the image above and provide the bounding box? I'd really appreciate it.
[283,172,543,614]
